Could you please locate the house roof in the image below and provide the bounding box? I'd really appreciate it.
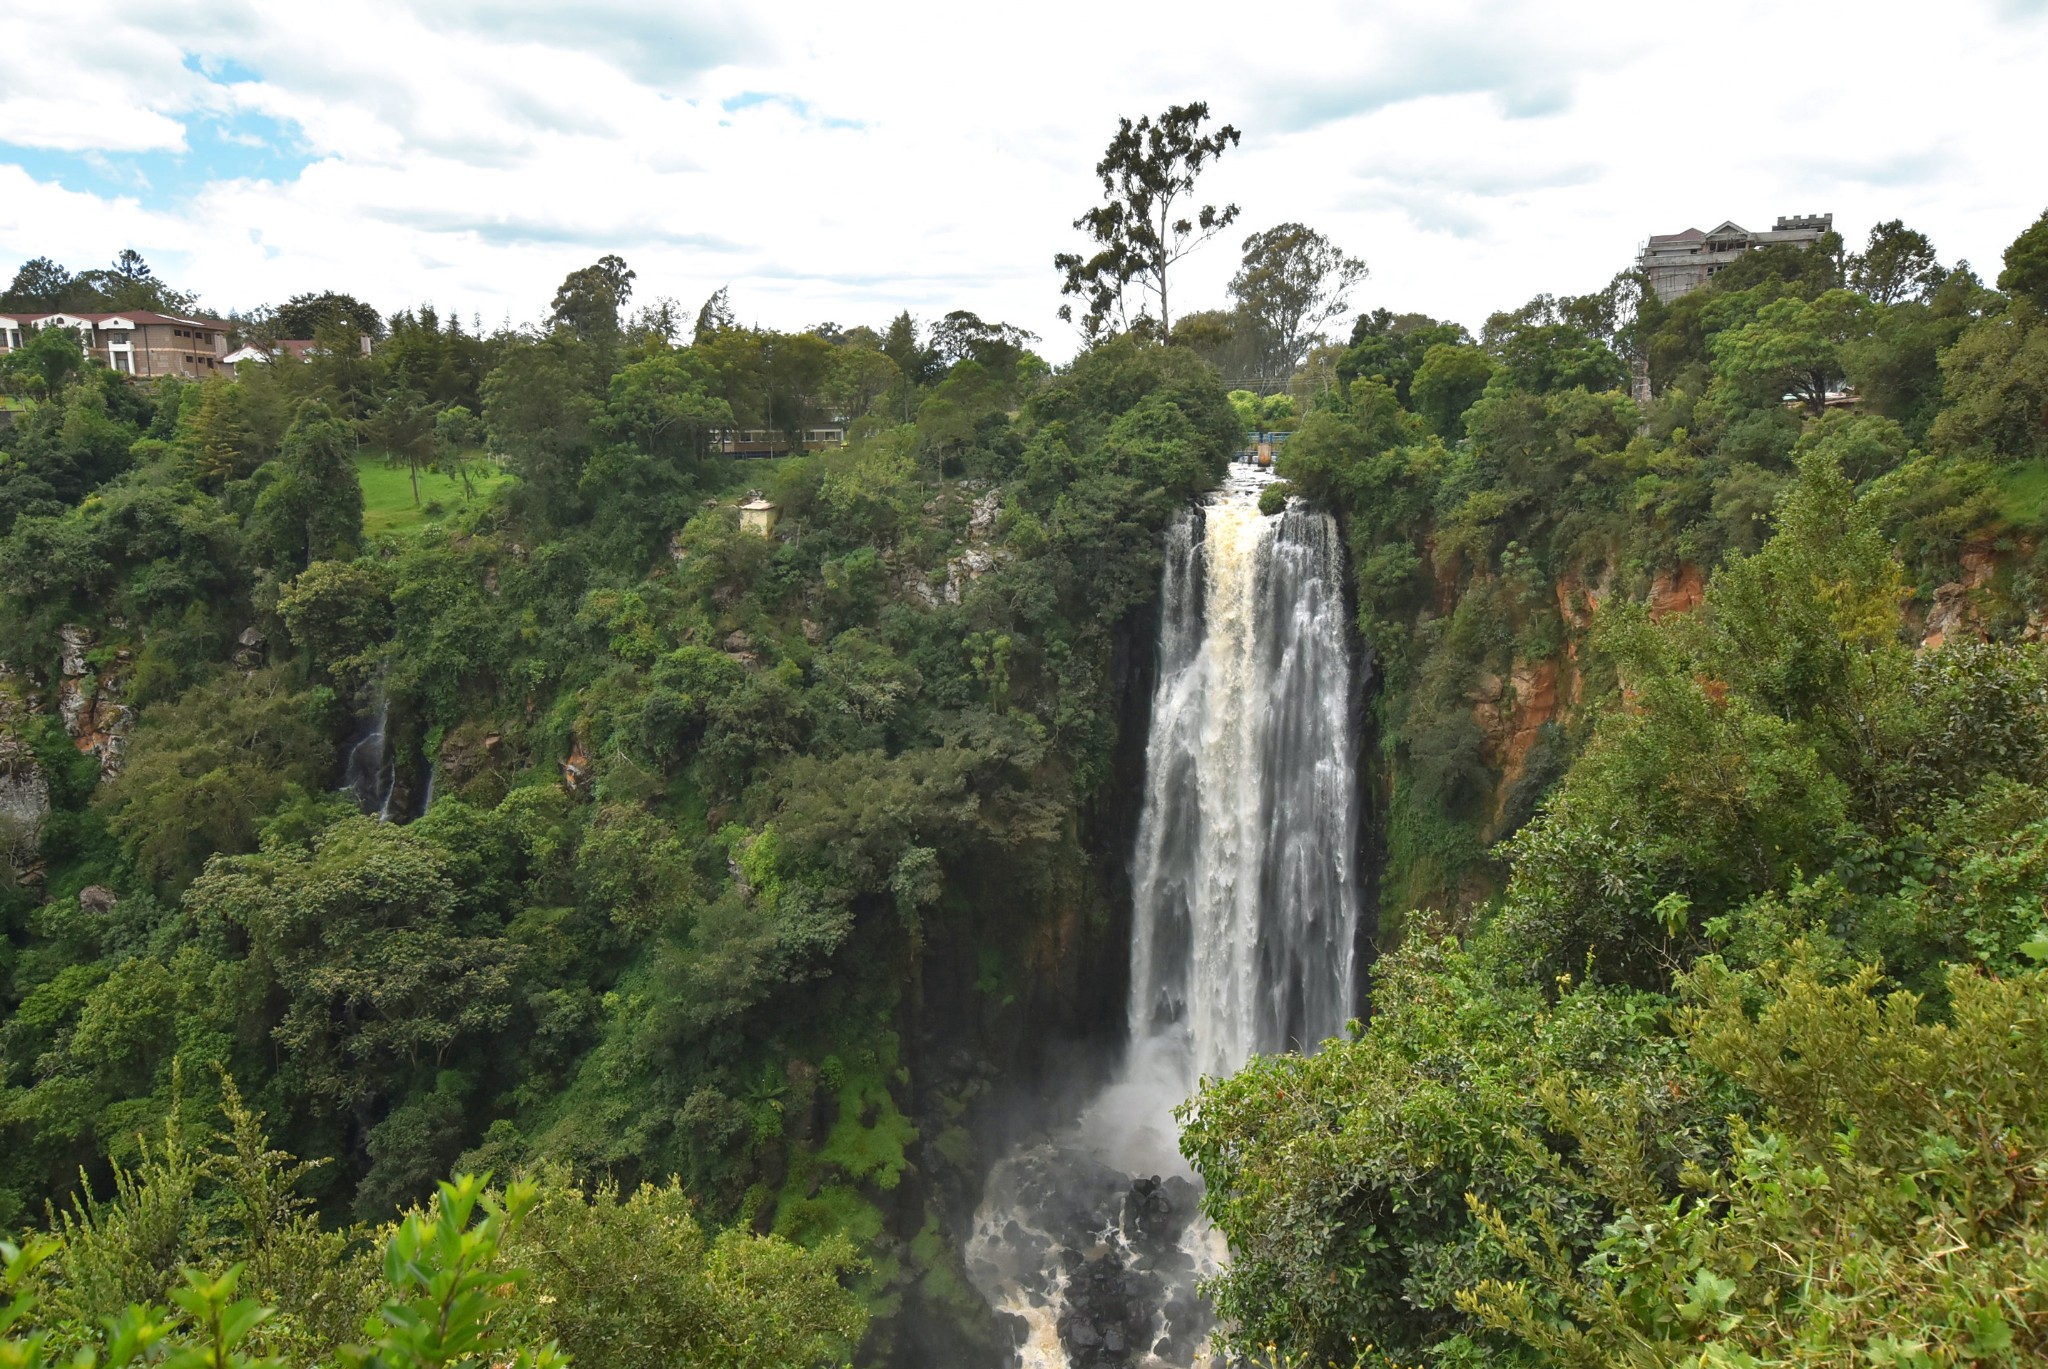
[0,310,224,330]
[740,498,779,511]
[223,340,320,364]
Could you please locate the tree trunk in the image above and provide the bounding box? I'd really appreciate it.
[1156,202,1172,337]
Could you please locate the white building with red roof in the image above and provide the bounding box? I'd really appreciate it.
[0,310,229,378]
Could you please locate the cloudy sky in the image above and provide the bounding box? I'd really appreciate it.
[3,0,2044,353]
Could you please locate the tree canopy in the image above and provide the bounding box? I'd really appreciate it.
[1054,102,1241,339]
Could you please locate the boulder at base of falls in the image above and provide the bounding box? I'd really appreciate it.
[971,1143,1220,1369]
[1057,1248,1159,1367]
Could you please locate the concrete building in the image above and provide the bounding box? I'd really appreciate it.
[1638,214,1833,302]
[739,497,781,537]
[0,310,229,378]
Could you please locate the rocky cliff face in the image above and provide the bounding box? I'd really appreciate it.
[1376,553,1714,927]
[1462,560,1707,838]
[55,624,132,781]
[1409,528,2048,933]
[1915,543,2048,649]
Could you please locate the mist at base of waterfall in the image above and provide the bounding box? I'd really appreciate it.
[966,1032,1224,1369]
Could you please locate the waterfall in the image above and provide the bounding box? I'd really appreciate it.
[1129,473,1361,1085]
[969,467,1363,1368]
[341,682,397,819]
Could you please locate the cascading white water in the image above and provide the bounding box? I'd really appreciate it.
[1130,468,1362,1084]
[969,467,1363,1368]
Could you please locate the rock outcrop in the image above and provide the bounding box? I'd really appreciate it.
[232,626,268,672]
[1648,562,1706,620]
[54,624,132,779]
[942,547,1000,605]
[1921,545,1999,650]
[968,488,1002,539]
[560,734,593,793]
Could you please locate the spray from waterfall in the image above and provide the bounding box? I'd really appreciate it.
[969,465,1363,1368]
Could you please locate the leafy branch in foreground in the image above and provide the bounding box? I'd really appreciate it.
[342,1175,563,1369]
[1460,948,2048,1365]
[3,1171,562,1369]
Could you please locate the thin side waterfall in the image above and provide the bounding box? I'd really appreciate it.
[341,682,397,818]
[969,467,1362,1369]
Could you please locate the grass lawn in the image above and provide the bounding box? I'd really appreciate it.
[357,451,512,537]
[1994,460,2048,532]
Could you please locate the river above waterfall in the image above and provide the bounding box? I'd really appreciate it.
[968,465,1363,1368]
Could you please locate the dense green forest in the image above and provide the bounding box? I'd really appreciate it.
[4,102,2048,1365]
[1185,209,2048,1364]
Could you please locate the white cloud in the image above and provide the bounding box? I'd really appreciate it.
[1,0,2044,350]
[0,101,189,155]
[0,9,202,152]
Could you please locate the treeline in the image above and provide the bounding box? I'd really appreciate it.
[0,251,200,318]
[1186,210,2048,1363]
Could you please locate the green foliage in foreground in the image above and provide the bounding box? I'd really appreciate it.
[1462,950,2048,1366]
[0,1083,863,1369]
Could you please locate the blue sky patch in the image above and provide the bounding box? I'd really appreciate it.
[0,103,317,208]
[181,53,265,84]
[719,91,864,130]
